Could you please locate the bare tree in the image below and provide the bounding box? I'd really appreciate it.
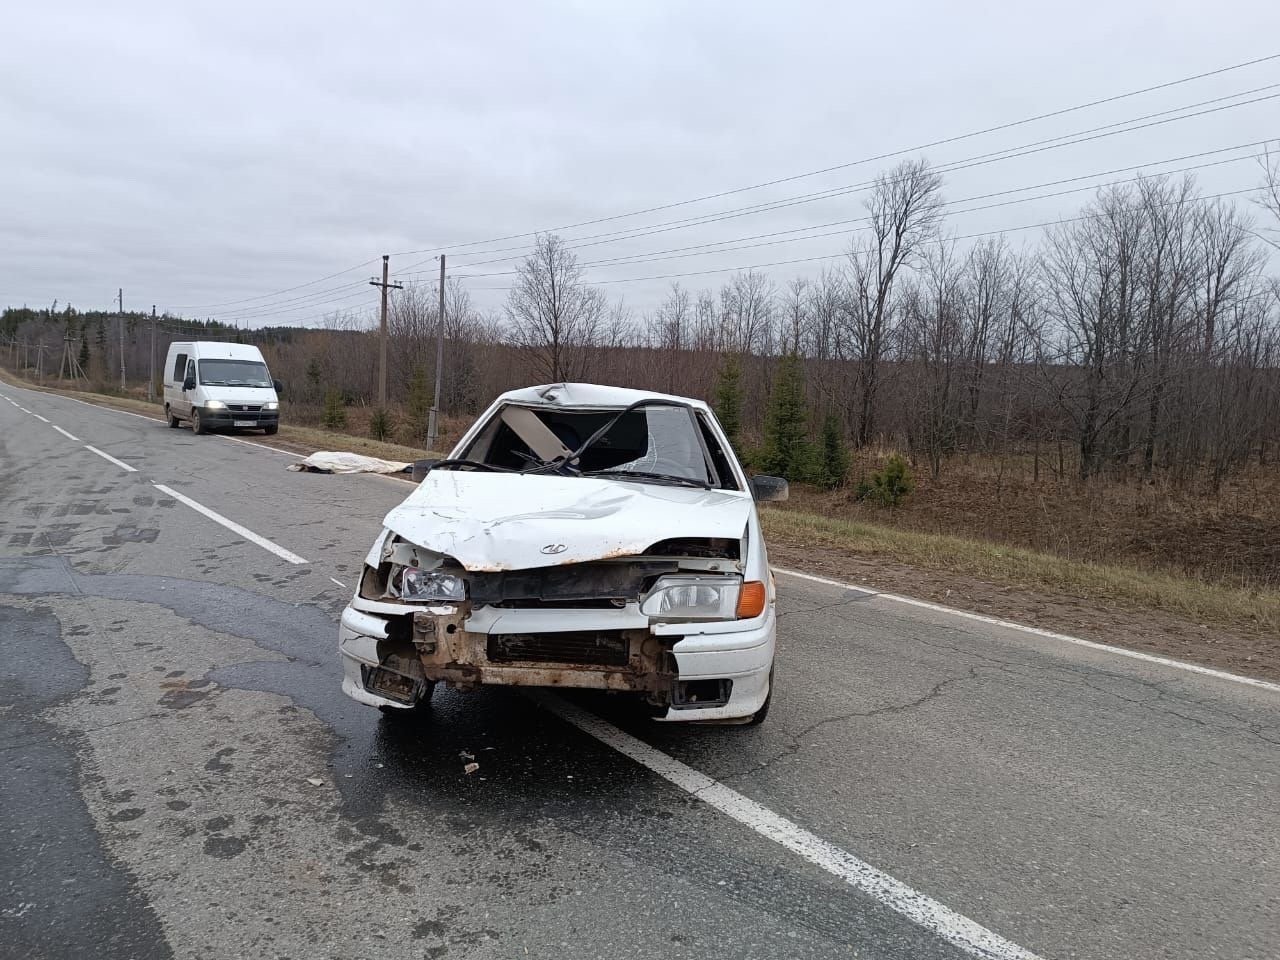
[1254,143,1280,250]
[902,240,964,478]
[506,234,607,382]
[843,158,944,446]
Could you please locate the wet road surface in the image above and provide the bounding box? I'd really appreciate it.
[1,382,1277,960]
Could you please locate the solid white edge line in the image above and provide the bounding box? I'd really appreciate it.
[84,445,138,473]
[535,692,1042,960]
[52,425,81,441]
[59,393,162,422]
[153,483,308,565]
[772,567,1280,695]
[217,433,299,458]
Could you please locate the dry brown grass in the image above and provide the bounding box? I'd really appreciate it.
[763,508,1280,635]
[794,445,1280,591]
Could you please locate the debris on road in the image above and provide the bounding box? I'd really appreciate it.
[288,451,410,475]
[463,762,480,775]
[305,777,323,787]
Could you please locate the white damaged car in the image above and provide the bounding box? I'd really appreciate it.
[338,383,788,724]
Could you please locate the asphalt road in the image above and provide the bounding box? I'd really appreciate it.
[1,381,1277,960]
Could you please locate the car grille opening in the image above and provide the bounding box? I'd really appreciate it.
[487,631,629,667]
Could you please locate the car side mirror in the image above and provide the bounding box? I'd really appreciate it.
[411,458,440,483]
[272,379,284,394]
[182,376,195,391]
[750,475,789,503]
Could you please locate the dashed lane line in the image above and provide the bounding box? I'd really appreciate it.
[52,425,81,441]
[153,483,309,565]
[84,445,138,473]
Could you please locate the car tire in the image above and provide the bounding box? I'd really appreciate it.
[263,424,278,435]
[748,668,773,726]
[191,408,209,435]
[166,406,181,428]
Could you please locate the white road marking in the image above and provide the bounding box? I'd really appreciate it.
[84,445,138,473]
[17,405,32,414]
[217,433,298,457]
[153,483,308,565]
[329,577,348,589]
[30,413,50,423]
[536,692,1042,960]
[773,567,1280,695]
[52,425,81,441]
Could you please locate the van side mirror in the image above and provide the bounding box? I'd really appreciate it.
[750,475,789,503]
[182,376,195,391]
[272,379,283,394]
[410,459,440,483]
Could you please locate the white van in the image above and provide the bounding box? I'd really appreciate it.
[162,341,281,435]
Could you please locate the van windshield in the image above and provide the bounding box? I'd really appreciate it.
[199,359,272,387]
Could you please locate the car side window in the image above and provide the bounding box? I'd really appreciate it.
[172,353,187,381]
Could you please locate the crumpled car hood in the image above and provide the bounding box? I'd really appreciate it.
[381,471,753,571]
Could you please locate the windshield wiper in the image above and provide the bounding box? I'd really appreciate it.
[584,469,709,489]
[527,398,713,487]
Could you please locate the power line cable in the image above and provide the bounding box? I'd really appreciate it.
[407,140,1269,281]
[387,53,1280,259]
[395,87,1279,279]
[461,186,1261,293]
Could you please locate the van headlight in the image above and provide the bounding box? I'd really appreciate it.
[204,400,226,410]
[641,575,741,621]
[264,401,279,410]
[393,566,466,602]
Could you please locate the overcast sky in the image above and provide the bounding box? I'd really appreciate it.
[3,0,1278,326]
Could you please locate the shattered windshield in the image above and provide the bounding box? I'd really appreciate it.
[198,359,272,387]
[463,403,735,489]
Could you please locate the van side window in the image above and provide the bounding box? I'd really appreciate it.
[172,353,187,381]
[185,360,196,384]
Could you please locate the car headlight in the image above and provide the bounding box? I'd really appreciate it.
[394,566,466,602]
[264,401,279,410]
[204,400,226,410]
[641,575,741,621]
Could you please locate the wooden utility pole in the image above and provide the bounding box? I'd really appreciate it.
[148,305,157,401]
[427,254,445,451]
[117,287,126,391]
[369,255,403,409]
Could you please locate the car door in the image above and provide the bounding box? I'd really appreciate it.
[180,358,197,415]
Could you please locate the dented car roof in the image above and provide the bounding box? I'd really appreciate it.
[494,382,712,412]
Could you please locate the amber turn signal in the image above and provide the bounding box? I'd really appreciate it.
[736,580,766,619]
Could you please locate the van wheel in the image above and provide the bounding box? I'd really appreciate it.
[263,424,278,435]
[166,406,181,428]
[191,409,209,435]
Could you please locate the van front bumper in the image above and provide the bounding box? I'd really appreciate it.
[198,407,278,428]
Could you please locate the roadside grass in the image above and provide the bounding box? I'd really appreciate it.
[762,508,1280,635]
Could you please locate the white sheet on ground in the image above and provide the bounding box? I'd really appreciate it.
[287,451,411,474]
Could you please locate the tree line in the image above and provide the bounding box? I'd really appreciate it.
[5,152,1279,491]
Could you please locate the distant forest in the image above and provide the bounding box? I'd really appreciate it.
[6,156,1280,491]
